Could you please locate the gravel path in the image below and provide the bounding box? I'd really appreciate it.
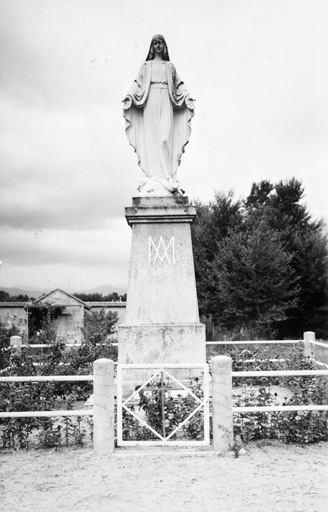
[1,441,327,512]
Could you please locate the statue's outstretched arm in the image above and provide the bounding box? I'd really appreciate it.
[185,95,195,110]
[122,95,132,110]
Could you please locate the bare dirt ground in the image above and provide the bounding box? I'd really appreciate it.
[1,441,328,512]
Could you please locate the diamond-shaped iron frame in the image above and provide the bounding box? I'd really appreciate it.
[117,363,210,446]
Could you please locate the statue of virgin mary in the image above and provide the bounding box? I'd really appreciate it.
[123,35,195,196]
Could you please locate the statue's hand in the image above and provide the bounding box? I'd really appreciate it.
[185,95,195,110]
[122,95,132,110]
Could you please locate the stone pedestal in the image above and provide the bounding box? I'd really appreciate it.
[118,196,205,364]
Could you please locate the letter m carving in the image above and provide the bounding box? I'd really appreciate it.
[148,236,176,266]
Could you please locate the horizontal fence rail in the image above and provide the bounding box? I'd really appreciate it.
[314,360,328,367]
[119,363,209,368]
[206,340,302,345]
[17,339,328,349]
[232,369,328,377]
[21,343,119,348]
[0,375,93,383]
[234,405,328,413]
[19,344,81,348]
[0,374,95,419]
[212,352,328,453]
[309,340,328,348]
[0,410,93,419]
[231,368,328,415]
[2,331,328,454]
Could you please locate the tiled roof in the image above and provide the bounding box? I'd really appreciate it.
[86,302,126,307]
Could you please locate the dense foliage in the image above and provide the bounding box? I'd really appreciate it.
[0,311,117,449]
[27,302,62,341]
[1,317,327,450]
[73,292,127,302]
[230,345,328,446]
[123,344,328,449]
[0,290,127,302]
[123,375,204,442]
[192,179,328,339]
[0,291,33,302]
[0,319,20,371]
[83,309,118,345]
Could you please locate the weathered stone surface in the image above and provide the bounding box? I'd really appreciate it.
[125,196,196,225]
[10,335,22,354]
[211,356,233,454]
[303,331,315,359]
[93,359,115,456]
[133,196,189,207]
[118,323,205,364]
[123,197,199,326]
[119,196,206,364]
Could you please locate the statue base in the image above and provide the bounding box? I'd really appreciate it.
[137,177,184,197]
[118,196,206,365]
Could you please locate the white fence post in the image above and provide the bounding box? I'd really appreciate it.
[10,335,22,355]
[211,355,233,454]
[303,331,315,359]
[93,358,115,456]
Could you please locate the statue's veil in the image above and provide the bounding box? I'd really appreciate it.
[146,34,170,61]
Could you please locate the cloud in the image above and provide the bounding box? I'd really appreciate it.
[0,97,135,230]
[1,0,328,291]
[0,220,130,267]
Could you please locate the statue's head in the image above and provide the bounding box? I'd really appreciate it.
[146,35,170,61]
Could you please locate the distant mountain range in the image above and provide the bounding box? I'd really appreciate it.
[0,284,127,300]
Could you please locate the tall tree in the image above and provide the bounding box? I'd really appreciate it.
[192,191,242,315]
[204,225,299,337]
[244,179,328,337]
[192,179,328,339]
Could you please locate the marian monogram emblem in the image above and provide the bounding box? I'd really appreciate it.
[148,236,176,266]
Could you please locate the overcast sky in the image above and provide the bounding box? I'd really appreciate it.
[1,0,328,293]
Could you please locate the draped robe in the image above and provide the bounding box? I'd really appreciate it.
[123,61,194,188]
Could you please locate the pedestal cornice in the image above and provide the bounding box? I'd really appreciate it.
[125,196,196,226]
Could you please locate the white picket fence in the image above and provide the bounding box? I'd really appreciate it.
[1,331,327,454]
[0,375,93,419]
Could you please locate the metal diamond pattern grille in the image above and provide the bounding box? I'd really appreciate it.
[117,364,209,446]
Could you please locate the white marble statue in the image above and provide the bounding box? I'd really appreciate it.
[123,35,195,196]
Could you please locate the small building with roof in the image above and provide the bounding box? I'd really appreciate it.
[0,302,29,342]
[0,289,126,343]
[33,289,91,343]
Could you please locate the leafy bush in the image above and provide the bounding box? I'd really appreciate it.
[1,330,327,449]
[83,309,118,345]
[231,345,328,445]
[122,375,205,442]
[27,303,62,342]
[234,385,328,445]
[0,334,118,449]
[0,319,20,371]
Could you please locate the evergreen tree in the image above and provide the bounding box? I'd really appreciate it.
[205,225,299,338]
[192,192,242,316]
[244,179,328,337]
[192,179,328,339]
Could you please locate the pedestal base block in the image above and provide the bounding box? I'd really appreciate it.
[118,323,206,364]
